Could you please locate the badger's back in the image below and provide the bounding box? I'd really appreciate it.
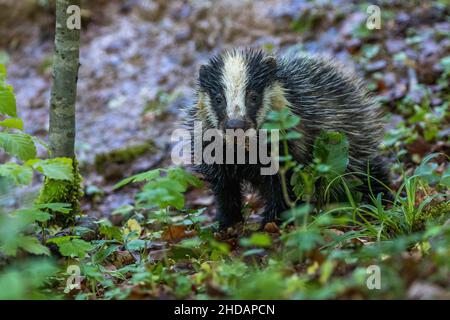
[276,54,384,173]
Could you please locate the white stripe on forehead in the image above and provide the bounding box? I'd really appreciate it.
[221,51,248,119]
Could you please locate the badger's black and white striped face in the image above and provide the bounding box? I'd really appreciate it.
[198,49,277,131]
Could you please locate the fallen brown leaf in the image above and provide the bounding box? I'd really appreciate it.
[162,225,196,242]
[264,222,280,233]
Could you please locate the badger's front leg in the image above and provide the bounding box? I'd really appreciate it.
[213,179,243,229]
[255,174,289,226]
[206,165,243,229]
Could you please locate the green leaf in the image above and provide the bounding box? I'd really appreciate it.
[126,239,146,251]
[1,232,50,257]
[18,236,50,256]
[46,235,79,245]
[285,228,324,253]
[414,161,439,184]
[167,167,203,189]
[0,214,28,256]
[0,85,17,117]
[0,163,33,185]
[240,233,272,247]
[35,202,72,214]
[0,133,36,161]
[0,259,57,299]
[280,131,302,141]
[0,118,23,130]
[99,224,123,241]
[138,178,186,209]
[13,208,51,223]
[282,204,313,224]
[0,64,6,80]
[264,110,282,122]
[313,131,349,178]
[57,239,93,259]
[113,169,160,189]
[126,167,202,210]
[26,158,73,181]
[177,237,202,249]
[92,244,121,263]
[263,108,300,130]
[440,166,450,187]
[283,113,301,129]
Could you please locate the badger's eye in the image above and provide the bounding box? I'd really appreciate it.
[215,96,223,104]
[249,93,258,103]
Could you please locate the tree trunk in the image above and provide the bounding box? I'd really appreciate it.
[49,0,80,158]
[43,0,82,227]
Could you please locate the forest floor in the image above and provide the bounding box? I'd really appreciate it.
[0,0,449,299]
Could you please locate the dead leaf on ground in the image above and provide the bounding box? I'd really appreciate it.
[162,225,196,242]
[113,250,135,267]
[264,222,280,233]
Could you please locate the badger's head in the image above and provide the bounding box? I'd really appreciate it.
[196,49,277,132]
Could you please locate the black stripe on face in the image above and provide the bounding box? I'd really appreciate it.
[198,55,226,124]
[243,49,277,125]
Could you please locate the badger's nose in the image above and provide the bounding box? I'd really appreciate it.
[225,119,246,130]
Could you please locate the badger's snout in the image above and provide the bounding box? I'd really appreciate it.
[225,119,246,130]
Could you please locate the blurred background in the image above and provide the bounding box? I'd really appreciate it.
[0,0,449,220]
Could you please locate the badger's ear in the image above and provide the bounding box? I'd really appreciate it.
[197,65,207,90]
[198,65,210,89]
[263,56,277,71]
[262,56,277,83]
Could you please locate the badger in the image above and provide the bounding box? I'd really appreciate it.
[187,48,389,229]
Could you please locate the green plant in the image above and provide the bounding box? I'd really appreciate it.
[0,64,77,298]
[0,64,76,218]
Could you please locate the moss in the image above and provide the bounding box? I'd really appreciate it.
[422,201,450,224]
[94,141,156,173]
[142,90,179,119]
[37,157,83,227]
